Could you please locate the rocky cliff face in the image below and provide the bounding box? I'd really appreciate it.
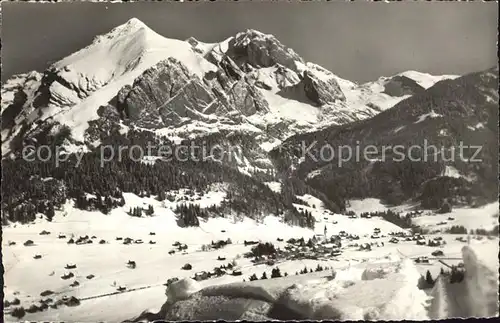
[0,18,464,163]
[223,29,304,72]
[278,70,346,106]
[115,58,219,128]
[112,56,270,128]
[382,75,426,97]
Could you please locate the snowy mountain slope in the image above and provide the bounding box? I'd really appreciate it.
[1,71,43,114]
[396,71,460,89]
[271,66,498,208]
[1,18,220,150]
[1,18,451,159]
[347,70,459,113]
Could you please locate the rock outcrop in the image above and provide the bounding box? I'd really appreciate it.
[114,56,269,128]
[116,58,209,127]
[225,29,304,72]
[382,75,426,97]
[278,70,346,106]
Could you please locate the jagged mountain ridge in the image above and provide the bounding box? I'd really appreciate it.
[1,18,457,158]
[1,17,479,227]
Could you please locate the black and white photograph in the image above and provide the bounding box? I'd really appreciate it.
[1,1,499,321]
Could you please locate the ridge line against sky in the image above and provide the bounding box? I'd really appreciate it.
[1,1,498,83]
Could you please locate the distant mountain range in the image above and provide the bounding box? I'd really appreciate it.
[1,18,497,225]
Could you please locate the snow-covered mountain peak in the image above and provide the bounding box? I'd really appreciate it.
[51,17,163,77]
[91,17,151,43]
[1,19,472,160]
[396,70,459,89]
[372,70,460,90]
[123,17,149,29]
[235,29,272,42]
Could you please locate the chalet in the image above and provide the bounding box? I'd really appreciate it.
[359,243,371,251]
[212,267,226,277]
[431,250,444,257]
[40,290,54,297]
[24,240,34,246]
[266,259,276,265]
[193,271,210,281]
[331,249,342,257]
[414,256,429,264]
[231,270,243,276]
[416,239,426,246]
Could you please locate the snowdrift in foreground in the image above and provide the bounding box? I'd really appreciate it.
[132,244,498,321]
[429,245,499,319]
[132,259,431,321]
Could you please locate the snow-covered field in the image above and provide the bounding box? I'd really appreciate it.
[3,192,498,322]
[411,202,499,232]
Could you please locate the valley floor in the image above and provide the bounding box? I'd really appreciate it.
[2,194,498,322]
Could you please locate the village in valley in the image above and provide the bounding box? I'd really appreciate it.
[4,190,497,321]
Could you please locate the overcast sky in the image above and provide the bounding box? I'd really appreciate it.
[1,1,498,83]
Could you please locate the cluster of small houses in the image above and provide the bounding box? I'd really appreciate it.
[169,241,189,254]
[6,274,82,319]
[7,213,485,320]
[6,294,81,319]
[386,230,446,247]
[162,258,242,283]
[190,259,243,281]
[281,236,343,260]
[16,230,166,251]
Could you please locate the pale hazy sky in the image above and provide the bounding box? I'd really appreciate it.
[1,1,498,83]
